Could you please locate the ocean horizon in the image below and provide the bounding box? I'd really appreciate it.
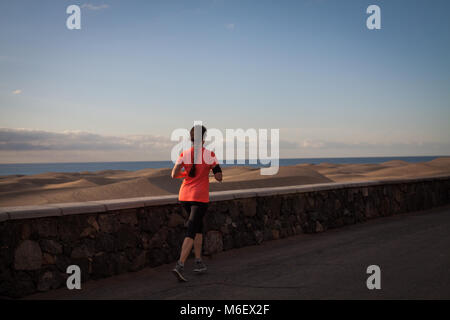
[0,156,446,177]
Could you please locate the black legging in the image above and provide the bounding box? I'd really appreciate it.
[181,201,208,239]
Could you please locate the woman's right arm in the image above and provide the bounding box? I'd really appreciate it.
[171,162,186,179]
[171,152,186,179]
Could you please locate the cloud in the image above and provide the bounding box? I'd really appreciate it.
[81,3,109,10]
[11,89,22,95]
[0,128,173,152]
[225,23,235,30]
[296,139,427,150]
[1,128,448,163]
[277,137,450,158]
[299,139,325,149]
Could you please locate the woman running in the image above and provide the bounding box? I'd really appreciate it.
[171,125,223,282]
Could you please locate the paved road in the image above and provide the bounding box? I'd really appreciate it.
[27,205,450,300]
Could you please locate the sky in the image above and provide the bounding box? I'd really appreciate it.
[0,0,449,163]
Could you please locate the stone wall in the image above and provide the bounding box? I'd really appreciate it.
[0,176,449,298]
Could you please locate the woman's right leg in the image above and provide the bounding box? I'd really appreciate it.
[178,202,196,264]
[179,237,194,264]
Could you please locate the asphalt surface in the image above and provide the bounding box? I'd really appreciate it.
[26,205,450,300]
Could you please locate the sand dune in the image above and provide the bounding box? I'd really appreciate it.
[380,160,410,167]
[216,166,331,182]
[0,157,449,207]
[313,157,450,182]
[41,178,98,190]
[426,157,450,168]
[210,166,333,192]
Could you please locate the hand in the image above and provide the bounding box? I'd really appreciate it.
[214,172,223,182]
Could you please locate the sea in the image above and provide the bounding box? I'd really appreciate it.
[0,156,444,177]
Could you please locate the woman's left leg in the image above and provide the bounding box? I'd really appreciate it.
[193,233,203,260]
[192,203,208,273]
[173,202,207,281]
[179,203,205,263]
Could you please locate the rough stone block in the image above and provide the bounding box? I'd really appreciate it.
[204,230,223,255]
[14,240,42,271]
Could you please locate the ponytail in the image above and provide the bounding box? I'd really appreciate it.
[188,125,207,177]
[188,150,196,177]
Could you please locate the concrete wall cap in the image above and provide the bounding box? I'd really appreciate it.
[209,190,236,201]
[144,195,179,206]
[6,205,62,220]
[91,198,147,211]
[47,202,107,215]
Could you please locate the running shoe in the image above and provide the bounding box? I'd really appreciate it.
[172,261,188,282]
[193,259,207,273]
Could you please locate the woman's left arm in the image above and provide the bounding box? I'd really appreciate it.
[212,164,222,182]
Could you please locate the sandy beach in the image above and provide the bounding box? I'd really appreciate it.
[0,157,449,207]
